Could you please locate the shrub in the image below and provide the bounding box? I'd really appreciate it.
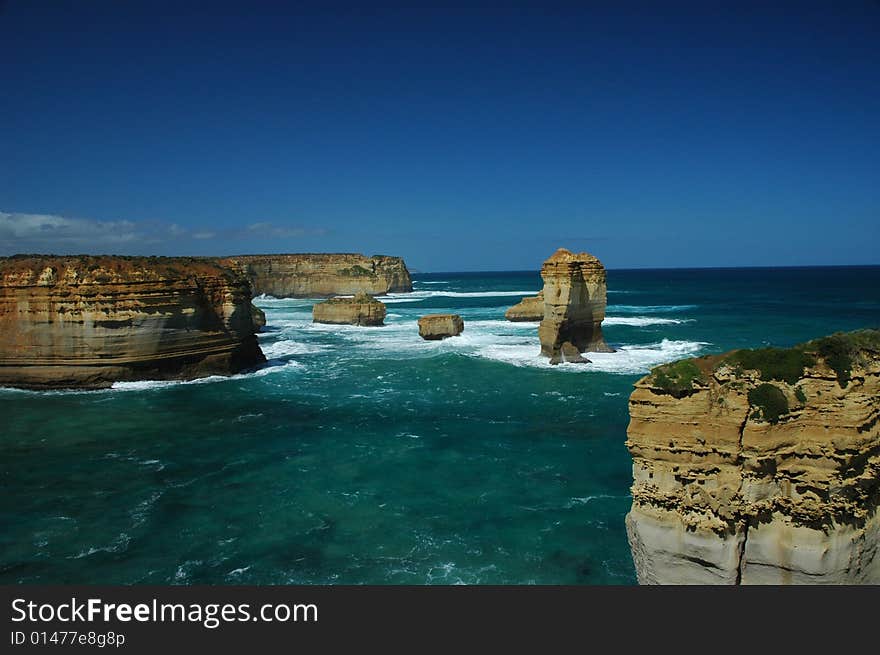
[748,383,789,424]
[650,359,705,395]
[726,347,815,385]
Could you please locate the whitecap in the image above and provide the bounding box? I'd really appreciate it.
[380,290,539,300]
[603,316,692,326]
[471,338,708,374]
[606,304,697,314]
[259,339,329,359]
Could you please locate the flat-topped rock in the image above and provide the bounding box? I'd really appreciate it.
[0,255,266,389]
[505,291,544,322]
[221,253,412,298]
[625,329,880,584]
[312,292,386,326]
[418,314,464,340]
[538,248,613,363]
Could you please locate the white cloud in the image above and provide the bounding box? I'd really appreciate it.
[0,211,328,255]
[0,212,144,251]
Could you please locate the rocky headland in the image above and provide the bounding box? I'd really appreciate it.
[505,291,544,322]
[221,253,412,298]
[418,314,464,340]
[0,255,266,389]
[312,293,387,326]
[538,248,613,364]
[625,329,880,584]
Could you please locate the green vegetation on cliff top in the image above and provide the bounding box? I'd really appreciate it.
[648,328,880,393]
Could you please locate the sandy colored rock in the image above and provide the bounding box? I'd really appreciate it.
[538,248,613,364]
[312,292,386,326]
[0,255,266,389]
[625,330,880,584]
[221,253,412,298]
[505,291,544,322]
[418,314,464,340]
[251,303,266,332]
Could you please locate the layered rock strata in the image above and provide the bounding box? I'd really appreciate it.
[625,330,880,584]
[221,254,412,298]
[537,248,613,364]
[418,314,464,340]
[312,293,386,326]
[0,255,266,389]
[251,303,266,332]
[505,291,544,322]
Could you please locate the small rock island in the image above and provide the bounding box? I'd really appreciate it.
[418,314,464,340]
[0,255,266,389]
[312,293,387,326]
[625,329,880,584]
[505,291,544,322]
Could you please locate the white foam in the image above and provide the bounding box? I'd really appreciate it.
[260,340,329,358]
[109,361,304,391]
[471,339,709,374]
[603,316,691,326]
[607,304,697,314]
[380,290,539,300]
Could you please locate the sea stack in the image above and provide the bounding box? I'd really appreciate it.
[505,291,544,322]
[0,255,266,390]
[312,293,386,326]
[625,330,880,584]
[418,314,464,340]
[221,253,412,298]
[538,248,613,364]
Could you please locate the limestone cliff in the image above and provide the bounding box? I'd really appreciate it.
[505,291,544,322]
[538,248,613,364]
[625,330,880,584]
[0,255,266,389]
[221,254,412,298]
[312,293,386,326]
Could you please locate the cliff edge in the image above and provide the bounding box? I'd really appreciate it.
[221,253,412,298]
[625,329,880,584]
[0,255,266,389]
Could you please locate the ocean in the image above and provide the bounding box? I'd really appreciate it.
[2,266,879,584]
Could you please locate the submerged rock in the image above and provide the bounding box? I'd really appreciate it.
[312,292,386,326]
[538,248,613,364]
[418,314,464,340]
[221,253,412,298]
[0,255,266,389]
[625,330,880,584]
[505,291,544,322]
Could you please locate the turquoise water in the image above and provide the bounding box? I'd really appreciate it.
[3,266,879,584]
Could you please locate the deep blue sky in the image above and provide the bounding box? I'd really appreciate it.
[1,1,878,271]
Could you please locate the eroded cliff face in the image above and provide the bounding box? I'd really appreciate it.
[538,248,613,364]
[0,255,266,389]
[221,254,412,298]
[625,330,880,584]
